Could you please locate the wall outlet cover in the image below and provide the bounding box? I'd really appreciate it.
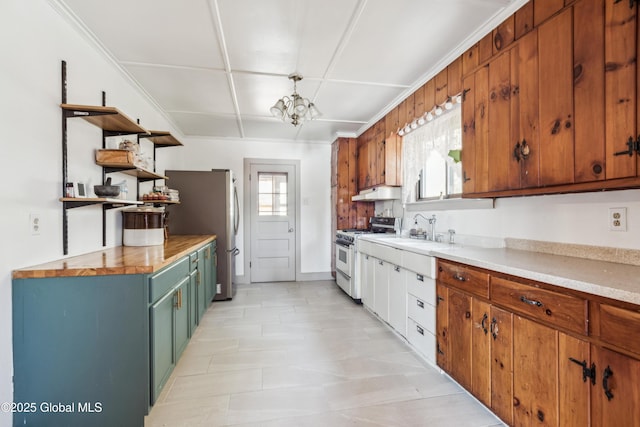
[609,207,627,231]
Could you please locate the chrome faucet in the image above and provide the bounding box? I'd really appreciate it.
[413,213,436,240]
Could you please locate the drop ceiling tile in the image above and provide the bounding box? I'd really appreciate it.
[242,117,307,141]
[170,112,241,138]
[125,64,234,114]
[63,0,224,68]
[233,73,322,117]
[330,0,506,85]
[314,81,407,123]
[295,120,362,142]
[218,0,358,77]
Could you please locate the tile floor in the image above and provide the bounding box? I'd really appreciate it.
[145,280,505,427]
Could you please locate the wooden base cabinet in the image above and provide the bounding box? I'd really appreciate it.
[436,258,640,427]
[591,346,640,427]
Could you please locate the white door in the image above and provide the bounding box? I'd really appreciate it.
[250,163,296,282]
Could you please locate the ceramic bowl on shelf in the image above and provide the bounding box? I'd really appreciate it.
[94,177,120,197]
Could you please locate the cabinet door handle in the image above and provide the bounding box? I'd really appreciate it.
[416,325,424,336]
[453,273,466,282]
[490,317,498,340]
[417,299,424,309]
[174,291,180,309]
[437,343,445,355]
[394,266,400,272]
[520,295,543,307]
[378,260,384,265]
[197,271,201,286]
[481,313,488,335]
[603,366,614,401]
[417,274,424,282]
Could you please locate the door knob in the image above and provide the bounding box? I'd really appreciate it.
[288,228,294,232]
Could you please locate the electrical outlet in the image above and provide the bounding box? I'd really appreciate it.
[30,213,41,235]
[609,207,627,231]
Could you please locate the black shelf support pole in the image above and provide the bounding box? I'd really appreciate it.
[102,90,107,247]
[62,60,69,255]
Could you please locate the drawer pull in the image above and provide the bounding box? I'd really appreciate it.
[416,325,424,336]
[417,300,424,309]
[603,366,614,401]
[520,296,543,307]
[453,273,467,282]
[417,274,424,282]
[192,258,198,265]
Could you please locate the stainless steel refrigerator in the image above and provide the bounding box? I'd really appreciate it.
[166,169,239,300]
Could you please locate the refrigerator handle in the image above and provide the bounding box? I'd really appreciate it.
[234,187,240,234]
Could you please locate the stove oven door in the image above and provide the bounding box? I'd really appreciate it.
[335,240,352,278]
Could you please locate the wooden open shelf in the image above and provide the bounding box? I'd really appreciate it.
[141,131,183,147]
[61,104,148,134]
[60,197,143,209]
[139,199,180,205]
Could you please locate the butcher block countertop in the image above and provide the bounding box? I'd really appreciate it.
[13,235,216,279]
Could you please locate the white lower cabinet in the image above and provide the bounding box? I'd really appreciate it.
[407,318,436,364]
[388,266,407,337]
[358,254,375,310]
[373,259,390,321]
[357,239,437,365]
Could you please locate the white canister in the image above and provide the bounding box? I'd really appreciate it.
[122,207,165,246]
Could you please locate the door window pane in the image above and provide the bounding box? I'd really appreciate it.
[258,173,288,216]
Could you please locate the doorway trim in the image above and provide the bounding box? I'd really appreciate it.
[243,158,301,284]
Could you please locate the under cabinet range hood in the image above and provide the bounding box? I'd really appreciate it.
[352,186,401,201]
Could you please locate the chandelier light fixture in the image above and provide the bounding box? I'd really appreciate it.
[270,73,321,126]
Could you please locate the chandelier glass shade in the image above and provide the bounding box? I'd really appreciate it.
[270,73,321,126]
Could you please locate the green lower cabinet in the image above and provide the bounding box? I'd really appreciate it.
[175,277,190,360]
[197,246,207,321]
[205,241,218,303]
[150,286,176,404]
[189,269,198,335]
[12,243,213,426]
[150,275,191,404]
[12,275,149,427]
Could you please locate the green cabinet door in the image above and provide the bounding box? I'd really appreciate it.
[174,276,190,361]
[189,269,198,335]
[205,241,217,303]
[150,286,176,404]
[197,245,207,321]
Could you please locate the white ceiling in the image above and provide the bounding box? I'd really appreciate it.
[55,0,527,143]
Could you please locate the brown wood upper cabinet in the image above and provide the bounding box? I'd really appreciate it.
[357,122,401,191]
[462,0,640,197]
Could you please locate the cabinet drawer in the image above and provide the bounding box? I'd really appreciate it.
[437,260,489,298]
[407,318,436,364]
[149,257,189,304]
[402,251,436,278]
[491,276,587,335]
[408,294,435,334]
[357,239,373,255]
[370,243,402,265]
[593,302,640,355]
[189,251,199,272]
[406,272,435,306]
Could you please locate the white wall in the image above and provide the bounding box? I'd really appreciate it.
[400,189,640,250]
[177,137,332,279]
[0,1,183,425]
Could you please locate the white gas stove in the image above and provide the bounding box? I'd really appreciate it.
[335,217,399,302]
